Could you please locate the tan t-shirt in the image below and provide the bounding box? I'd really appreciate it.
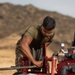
[17,25,55,49]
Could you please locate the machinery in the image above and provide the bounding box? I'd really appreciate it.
[0,33,75,75]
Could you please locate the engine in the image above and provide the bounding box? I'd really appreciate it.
[57,43,75,75]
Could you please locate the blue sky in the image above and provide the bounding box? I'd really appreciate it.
[0,0,75,18]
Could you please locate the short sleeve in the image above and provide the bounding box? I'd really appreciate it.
[24,26,36,39]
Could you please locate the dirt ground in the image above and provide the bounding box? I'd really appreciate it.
[0,34,53,75]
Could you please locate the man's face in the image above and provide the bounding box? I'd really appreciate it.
[41,26,54,37]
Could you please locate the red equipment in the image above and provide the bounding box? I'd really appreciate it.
[0,45,75,75]
[0,44,75,75]
[17,44,57,75]
[13,43,75,75]
[57,48,75,75]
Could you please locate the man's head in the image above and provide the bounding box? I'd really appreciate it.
[41,16,56,37]
[42,16,56,30]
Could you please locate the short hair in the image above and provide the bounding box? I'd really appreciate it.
[42,16,56,30]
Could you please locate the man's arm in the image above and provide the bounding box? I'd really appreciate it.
[19,35,42,67]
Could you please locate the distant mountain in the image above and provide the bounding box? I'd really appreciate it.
[0,3,75,52]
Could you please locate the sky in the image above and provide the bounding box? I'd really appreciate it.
[0,0,75,18]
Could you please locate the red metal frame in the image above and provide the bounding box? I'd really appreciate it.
[21,43,57,75]
[57,49,75,75]
[14,44,75,75]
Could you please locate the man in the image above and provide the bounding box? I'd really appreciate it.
[15,16,56,73]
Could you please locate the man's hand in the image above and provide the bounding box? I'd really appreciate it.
[33,61,43,68]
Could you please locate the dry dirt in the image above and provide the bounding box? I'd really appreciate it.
[0,34,54,75]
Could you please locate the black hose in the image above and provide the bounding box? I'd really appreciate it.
[72,66,75,72]
[61,66,75,75]
[65,53,75,59]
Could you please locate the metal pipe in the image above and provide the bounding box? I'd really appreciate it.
[51,56,57,75]
[0,65,36,70]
